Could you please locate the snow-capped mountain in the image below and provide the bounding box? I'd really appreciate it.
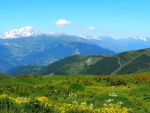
[1,26,150,73]
[78,35,90,39]
[0,26,39,39]
[125,36,149,42]
[78,35,117,41]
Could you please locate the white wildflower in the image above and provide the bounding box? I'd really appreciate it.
[128,108,134,112]
[72,100,78,104]
[103,103,108,107]
[109,93,117,97]
[118,101,122,105]
[106,99,114,103]
[81,102,86,105]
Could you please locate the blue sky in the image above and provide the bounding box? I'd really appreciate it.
[0,0,150,38]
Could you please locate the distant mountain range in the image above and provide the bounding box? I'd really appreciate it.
[8,48,150,76]
[1,26,150,73]
[0,27,115,72]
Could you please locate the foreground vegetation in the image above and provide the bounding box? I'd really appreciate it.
[0,73,150,113]
[0,94,128,113]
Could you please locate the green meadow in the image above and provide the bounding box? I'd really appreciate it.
[0,73,150,113]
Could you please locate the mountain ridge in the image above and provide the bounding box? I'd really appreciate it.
[1,26,150,73]
[8,48,150,76]
[0,35,115,73]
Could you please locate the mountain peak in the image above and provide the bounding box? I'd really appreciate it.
[0,26,39,39]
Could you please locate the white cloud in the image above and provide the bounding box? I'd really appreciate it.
[88,26,96,30]
[87,26,100,31]
[55,19,71,26]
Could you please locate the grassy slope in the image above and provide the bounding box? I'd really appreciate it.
[59,55,104,75]
[9,48,150,76]
[0,73,150,113]
[0,72,13,80]
[116,48,150,74]
[45,48,150,75]
[41,55,86,75]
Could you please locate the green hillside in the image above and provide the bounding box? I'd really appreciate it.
[0,72,13,80]
[42,55,86,75]
[116,48,150,74]
[8,48,150,76]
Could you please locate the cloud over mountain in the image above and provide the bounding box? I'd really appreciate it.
[55,19,71,26]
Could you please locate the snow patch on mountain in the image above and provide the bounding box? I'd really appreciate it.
[78,35,89,39]
[138,37,147,42]
[0,26,39,39]
[78,35,114,40]
[126,36,148,42]
[78,35,102,40]
[74,49,80,54]
[91,35,101,40]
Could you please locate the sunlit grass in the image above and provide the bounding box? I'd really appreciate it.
[0,73,150,112]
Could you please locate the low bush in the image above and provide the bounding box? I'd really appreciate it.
[69,82,85,91]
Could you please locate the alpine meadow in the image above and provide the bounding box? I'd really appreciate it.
[0,0,150,113]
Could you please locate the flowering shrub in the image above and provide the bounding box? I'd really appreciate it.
[0,94,129,113]
[0,94,29,112]
[94,104,128,113]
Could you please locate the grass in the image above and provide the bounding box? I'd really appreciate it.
[0,72,13,80]
[0,73,150,113]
